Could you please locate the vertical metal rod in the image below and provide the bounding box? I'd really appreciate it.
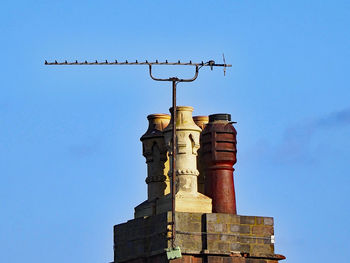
[171,80,177,249]
[147,65,199,250]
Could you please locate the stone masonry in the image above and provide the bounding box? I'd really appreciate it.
[114,212,284,263]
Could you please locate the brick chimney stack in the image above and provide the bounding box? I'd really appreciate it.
[113,106,285,263]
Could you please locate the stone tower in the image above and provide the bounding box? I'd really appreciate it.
[113,107,285,263]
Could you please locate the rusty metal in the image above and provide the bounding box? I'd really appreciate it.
[45,57,232,249]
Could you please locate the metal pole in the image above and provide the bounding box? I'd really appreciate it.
[147,66,200,250]
[171,79,177,249]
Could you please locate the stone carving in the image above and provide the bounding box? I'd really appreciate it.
[134,113,171,218]
[140,114,171,201]
[158,106,212,213]
[163,106,202,195]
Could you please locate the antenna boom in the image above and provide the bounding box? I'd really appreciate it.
[44,59,232,68]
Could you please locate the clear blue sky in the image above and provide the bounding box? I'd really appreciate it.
[1,1,349,263]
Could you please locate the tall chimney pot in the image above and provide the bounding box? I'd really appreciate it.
[201,113,237,214]
[140,113,171,201]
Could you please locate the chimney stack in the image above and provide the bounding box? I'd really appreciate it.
[117,107,285,263]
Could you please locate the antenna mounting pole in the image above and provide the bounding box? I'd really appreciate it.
[148,64,199,249]
[44,58,231,252]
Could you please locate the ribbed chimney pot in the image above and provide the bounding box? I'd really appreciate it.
[202,113,237,214]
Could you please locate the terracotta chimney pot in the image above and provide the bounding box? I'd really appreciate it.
[201,113,237,214]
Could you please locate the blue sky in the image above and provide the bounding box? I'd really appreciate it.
[1,1,349,263]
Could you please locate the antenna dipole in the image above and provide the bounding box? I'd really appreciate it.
[45,57,232,251]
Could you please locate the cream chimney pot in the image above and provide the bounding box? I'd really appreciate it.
[141,114,171,201]
[159,106,212,214]
[134,114,171,218]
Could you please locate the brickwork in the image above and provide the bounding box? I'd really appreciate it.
[176,213,274,257]
[114,212,282,263]
[114,213,169,262]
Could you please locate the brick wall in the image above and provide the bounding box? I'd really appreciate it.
[114,213,168,262]
[114,212,280,263]
[175,213,274,257]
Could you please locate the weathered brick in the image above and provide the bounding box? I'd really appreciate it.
[190,213,203,222]
[206,213,218,223]
[207,240,219,250]
[220,233,238,242]
[177,219,201,232]
[208,222,225,232]
[220,234,228,241]
[250,244,273,256]
[215,213,240,224]
[182,237,202,251]
[230,224,239,233]
[252,226,274,236]
[218,242,230,251]
[190,223,201,232]
[238,236,257,244]
[263,217,274,226]
[172,257,184,263]
[176,212,189,223]
[222,257,234,263]
[208,256,223,263]
[230,224,250,234]
[207,233,221,241]
[230,216,241,224]
[192,256,203,263]
[257,237,272,244]
[179,255,192,263]
[256,217,264,225]
[230,243,250,253]
[240,216,255,225]
[206,213,242,225]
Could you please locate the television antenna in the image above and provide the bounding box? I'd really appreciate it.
[45,56,232,257]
